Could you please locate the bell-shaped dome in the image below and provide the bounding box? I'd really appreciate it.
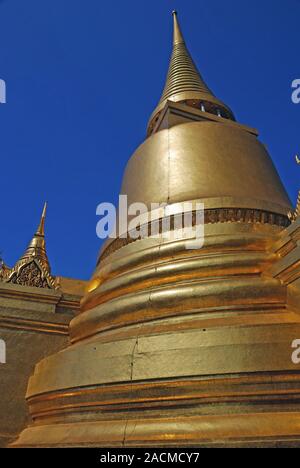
[122,120,292,215]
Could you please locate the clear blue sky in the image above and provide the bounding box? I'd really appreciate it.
[0,0,299,280]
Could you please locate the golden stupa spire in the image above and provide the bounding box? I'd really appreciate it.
[13,10,300,450]
[148,11,234,133]
[160,11,214,104]
[3,203,56,289]
[18,202,50,270]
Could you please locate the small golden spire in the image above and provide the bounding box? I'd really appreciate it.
[5,203,55,288]
[20,202,50,269]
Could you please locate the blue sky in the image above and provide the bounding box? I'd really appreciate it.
[0,0,299,280]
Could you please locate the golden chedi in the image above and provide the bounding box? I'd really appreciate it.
[14,12,300,447]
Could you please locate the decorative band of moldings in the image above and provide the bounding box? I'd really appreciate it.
[0,316,69,335]
[100,208,290,262]
[27,371,300,418]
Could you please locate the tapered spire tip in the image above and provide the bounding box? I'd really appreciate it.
[172,10,185,45]
[42,201,47,217]
[37,202,48,236]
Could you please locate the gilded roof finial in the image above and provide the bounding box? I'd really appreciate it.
[17,201,50,271]
[2,203,56,289]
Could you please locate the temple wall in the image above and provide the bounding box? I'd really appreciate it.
[0,280,85,447]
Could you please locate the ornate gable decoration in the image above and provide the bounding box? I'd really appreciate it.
[7,259,55,289]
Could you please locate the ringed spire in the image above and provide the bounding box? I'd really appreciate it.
[148,11,234,134]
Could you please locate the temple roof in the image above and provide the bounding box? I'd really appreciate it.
[1,203,56,289]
